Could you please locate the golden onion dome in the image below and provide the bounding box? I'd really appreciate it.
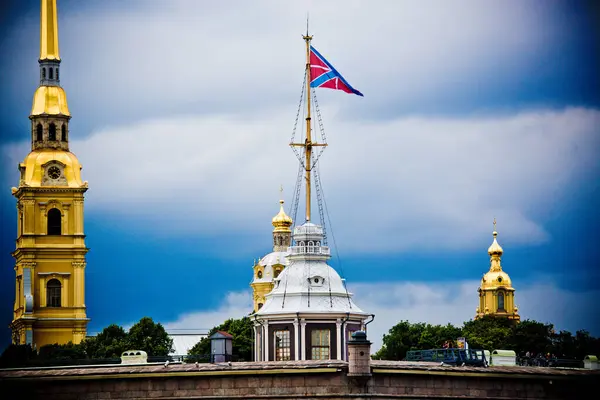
[30,86,70,116]
[272,200,293,232]
[488,230,503,256]
[18,150,84,188]
[481,270,512,289]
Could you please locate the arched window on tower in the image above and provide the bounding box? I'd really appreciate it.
[42,68,46,79]
[497,291,505,311]
[36,124,43,141]
[46,279,61,307]
[61,124,66,141]
[49,68,54,80]
[49,123,56,141]
[56,68,59,80]
[47,208,62,235]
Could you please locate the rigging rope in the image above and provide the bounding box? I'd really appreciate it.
[315,162,353,309]
[313,162,328,246]
[281,270,289,309]
[289,71,307,230]
[284,73,306,308]
[290,72,307,165]
[311,88,328,168]
[307,259,311,308]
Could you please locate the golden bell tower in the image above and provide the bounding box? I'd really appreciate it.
[250,196,293,313]
[9,0,89,348]
[475,220,520,323]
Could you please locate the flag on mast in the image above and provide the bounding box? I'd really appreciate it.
[309,46,364,97]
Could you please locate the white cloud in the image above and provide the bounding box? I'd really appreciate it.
[164,291,253,331]
[5,1,597,255]
[4,107,598,254]
[163,280,600,354]
[7,0,567,128]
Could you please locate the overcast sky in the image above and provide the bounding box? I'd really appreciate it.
[1,0,599,352]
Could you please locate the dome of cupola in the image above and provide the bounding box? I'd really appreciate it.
[488,230,503,256]
[481,270,512,289]
[272,200,293,232]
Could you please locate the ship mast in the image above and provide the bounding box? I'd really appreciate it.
[291,30,326,223]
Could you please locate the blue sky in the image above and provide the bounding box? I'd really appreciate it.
[1,0,599,351]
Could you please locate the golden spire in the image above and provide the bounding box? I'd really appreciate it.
[487,218,504,271]
[40,0,60,61]
[272,187,293,232]
[31,0,70,118]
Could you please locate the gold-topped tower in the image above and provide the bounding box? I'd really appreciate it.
[475,220,520,323]
[250,191,293,312]
[9,0,89,348]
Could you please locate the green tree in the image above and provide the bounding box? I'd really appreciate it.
[82,324,128,358]
[38,342,87,360]
[372,321,427,360]
[573,330,600,360]
[417,323,463,350]
[504,319,553,355]
[126,317,174,356]
[552,330,576,358]
[461,317,513,350]
[0,344,38,367]
[189,316,254,361]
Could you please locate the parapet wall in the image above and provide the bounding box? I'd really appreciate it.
[0,360,598,399]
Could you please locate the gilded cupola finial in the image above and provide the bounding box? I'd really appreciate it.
[487,218,503,271]
[272,186,293,233]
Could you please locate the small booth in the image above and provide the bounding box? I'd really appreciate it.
[209,331,233,363]
[583,355,598,370]
[490,349,516,366]
[120,350,148,364]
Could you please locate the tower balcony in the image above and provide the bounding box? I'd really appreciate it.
[288,245,331,256]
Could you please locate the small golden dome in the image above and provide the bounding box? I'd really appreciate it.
[31,86,70,116]
[20,150,84,188]
[481,270,512,289]
[272,200,293,232]
[488,230,503,256]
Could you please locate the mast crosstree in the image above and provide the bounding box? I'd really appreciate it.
[290,33,327,224]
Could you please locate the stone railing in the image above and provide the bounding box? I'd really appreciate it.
[289,245,331,255]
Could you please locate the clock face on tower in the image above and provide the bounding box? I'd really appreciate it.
[48,165,61,179]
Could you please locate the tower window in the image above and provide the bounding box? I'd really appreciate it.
[61,124,66,141]
[274,269,280,278]
[49,123,56,141]
[258,303,263,310]
[497,292,505,311]
[46,279,61,307]
[311,329,330,360]
[42,68,46,79]
[47,208,62,235]
[56,68,59,80]
[257,271,263,279]
[274,330,291,361]
[49,68,53,80]
[36,124,43,141]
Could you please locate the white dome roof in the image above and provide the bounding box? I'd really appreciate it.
[251,251,288,284]
[256,222,367,316]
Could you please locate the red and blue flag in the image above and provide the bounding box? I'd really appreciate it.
[310,46,363,97]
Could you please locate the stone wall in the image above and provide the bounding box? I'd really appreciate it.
[0,360,597,399]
